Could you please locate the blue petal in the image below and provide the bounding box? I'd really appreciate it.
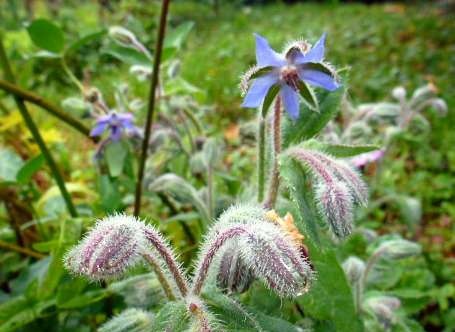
[294,33,327,65]
[280,85,300,120]
[90,122,108,137]
[299,69,340,91]
[241,73,278,108]
[254,33,286,68]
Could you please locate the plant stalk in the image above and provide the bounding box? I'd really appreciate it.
[0,36,78,218]
[134,0,170,216]
[0,78,94,139]
[257,115,266,202]
[264,96,282,209]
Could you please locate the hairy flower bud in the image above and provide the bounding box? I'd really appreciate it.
[364,296,401,328]
[129,65,152,81]
[109,26,140,48]
[288,148,368,238]
[342,256,365,284]
[192,204,312,298]
[316,182,353,238]
[64,214,147,280]
[392,86,406,101]
[216,244,254,293]
[374,239,421,259]
[98,308,154,332]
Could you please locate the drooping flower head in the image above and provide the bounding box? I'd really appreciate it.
[90,111,141,142]
[241,33,340,119]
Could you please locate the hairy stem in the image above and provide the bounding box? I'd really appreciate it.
[0,36,78,218]
[134,0,170,216]
[144,227,189,297]
[257,115,266,202]
[358,247,385,312]
[0,78,94,140]
[264,96,282,209]
[191,225,248,295]
[142,251,176,300]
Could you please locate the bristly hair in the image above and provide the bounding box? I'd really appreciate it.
[239,65,261,96]
[282,38,312,59]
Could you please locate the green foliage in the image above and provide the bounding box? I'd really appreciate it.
[26,19,65,53]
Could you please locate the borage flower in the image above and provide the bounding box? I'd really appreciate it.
[241,33,340,119]
[90,111,141,142]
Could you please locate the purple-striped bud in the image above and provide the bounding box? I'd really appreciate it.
[216,245,254,293]
[287,148,368,238]
[192,204,312,298]
[64,214,147,280]
[315,182,353,238]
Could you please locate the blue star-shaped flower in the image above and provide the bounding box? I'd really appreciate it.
[90,112,140,142]
[241,33,340,119]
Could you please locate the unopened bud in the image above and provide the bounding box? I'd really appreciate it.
[98,308,154,332]
[342,256,365,284]
[129,65,152,81]
[109,26,139,47]
[316,182,353,239]
[374,239,421,259]
[392,86,406,101]
[64,214,147,280]
[364,296,400,328]
[216,245,254,293]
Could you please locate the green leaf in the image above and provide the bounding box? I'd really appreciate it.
[66,29,107,54]
[203,291,263,331]
[282,87,344,148]
[105,141,128,177]
[27,19,65,53]
[164,21,194,50]
[149,173,210,230]
[304,62,336,76]
[57,289,107,309]
[262,84,280,117]
[0,148,24,183]
[152,301,188,332]
[301,140,380,158]
[102,44,150,66]
[98,175,122,212]
[279,155,321,244]
[298,80,318,112]
[298,243,363,332]
[16,154,45,184]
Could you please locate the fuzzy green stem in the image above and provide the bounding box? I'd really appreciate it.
[257,115,266,202]
[264,96,282,209]
[0,35,78,218]
[142,251,176,300]
[358,247,385,313]
[134,0,170,216]
[61,56,84,92]
[0,78,93,139]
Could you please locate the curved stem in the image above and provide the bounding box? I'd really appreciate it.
[134,0,170,216]
[61,56,84,93]
[0,35,78,218]
[264,96,282,209]
[0,239,44,259]
[142,251,176,300]
[358,247,385,311]
[144,226,189,297]
[191,225,248,295]
[0,78,94,140]
[257,115,265,202]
